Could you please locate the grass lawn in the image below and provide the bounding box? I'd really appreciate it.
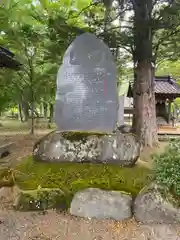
[0,119,56,132]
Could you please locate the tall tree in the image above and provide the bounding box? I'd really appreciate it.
[2,0,180,144]
[102,0,180,147]
[132,1,180,147]
[132,0,158,147]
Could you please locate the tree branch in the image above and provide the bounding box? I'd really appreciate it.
[69,2,101,19]
[129,0,139,12]
[153,28,180,59]
[120,45,134,54]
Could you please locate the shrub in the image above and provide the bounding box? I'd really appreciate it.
[153,139,180,196]
[13,156,151,207]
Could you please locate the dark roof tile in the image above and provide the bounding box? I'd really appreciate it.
[155,76,180,95]
[0,46,21,70]
[128,75,180,97]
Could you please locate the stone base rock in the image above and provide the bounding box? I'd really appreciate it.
[33,130,140,167]
[13,186,66,211]
[133,184,180,224]
[70,188,132,220]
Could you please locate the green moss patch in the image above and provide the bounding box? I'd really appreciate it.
[13,156,151,207]
[61,131,107,141]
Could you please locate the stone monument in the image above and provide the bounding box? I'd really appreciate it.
[33,33,140,167]
[54,32,118,133]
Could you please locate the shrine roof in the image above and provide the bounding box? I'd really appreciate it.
[155,76,180,95]
[0,46,21,70]
[127,75,180,98]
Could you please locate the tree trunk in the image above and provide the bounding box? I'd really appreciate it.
[133,0,158,147]
[11,110,14,118]
[133,60,158,147]
[31,101,35,135]
[29,62,35,135]
[132,57,137,129]
[29,106,39,118]
[22,101,29,122]
[18,103,23,122]
[43,102,48,119]
[48,103,54,128]
[39,102,43,116]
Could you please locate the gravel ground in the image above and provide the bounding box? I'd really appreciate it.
[0,209,180,240]
[0,132,180,240]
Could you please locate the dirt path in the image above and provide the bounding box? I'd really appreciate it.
[0,209,180,240]
[0,132,50,167]
[0,132,180,239]
[0,130,52,136]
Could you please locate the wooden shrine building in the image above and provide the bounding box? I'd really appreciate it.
[0,46,21,70]
[127,75,180,126]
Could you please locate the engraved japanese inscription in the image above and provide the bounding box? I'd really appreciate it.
[54,32,118,132]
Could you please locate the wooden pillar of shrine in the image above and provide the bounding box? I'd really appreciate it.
[168,100,173,125]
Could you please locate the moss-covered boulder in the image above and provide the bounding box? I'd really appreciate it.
[13,186,66,211]
[33,130,140,167]
[0,168,14,187]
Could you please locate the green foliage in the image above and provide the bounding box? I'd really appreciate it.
[1,0,180,140]
[14,156,151,207]
[153,139,180,196]
[61,131,107,141]
[156,60,180,80]
[0,0,97,116]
